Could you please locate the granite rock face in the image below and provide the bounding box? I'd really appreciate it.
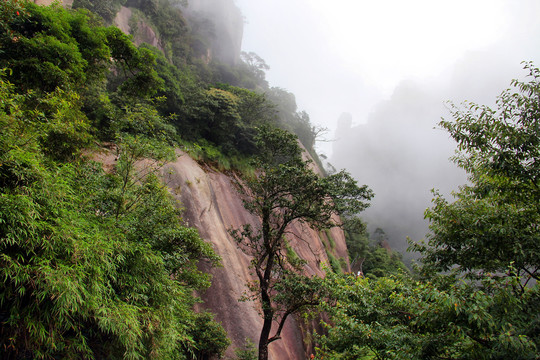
[161,152,349,359]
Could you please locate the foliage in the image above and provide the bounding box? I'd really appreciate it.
[142,43,196,116]
[238,51,269,89]
[411,62,540,281]
[178,84,277,158]
[319,64,540,360]
[266,87,320,152]
[342,216,369,270]
[344,218,408,278]
[190,312,230,360]
[0,2,111,92]
[318,272,539,360]
[72,0,126,23]
[229,125,373,360]
[105,26,164,100]
[362,246,407,279]
[235,338,258,360]
[0,17,227,356]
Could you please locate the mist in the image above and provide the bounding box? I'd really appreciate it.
[331,51,533,256]
[233,0,540,259]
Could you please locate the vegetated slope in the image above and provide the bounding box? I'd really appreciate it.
[92,148,350,359]
[1,1,352,358]
[103,4,350,356]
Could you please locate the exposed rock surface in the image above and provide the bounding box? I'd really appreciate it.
[161,152,350,359]
[114,6,163,51]
[132,19,161,50]
[114,6,132,35]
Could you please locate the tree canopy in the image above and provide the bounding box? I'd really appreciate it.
[316,63,540,360]
[414,62,540,282]
[230,125,373,360]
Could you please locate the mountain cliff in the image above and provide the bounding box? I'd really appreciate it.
[162,152,349,359]
[3,2,351,358]
[183,0,243,65]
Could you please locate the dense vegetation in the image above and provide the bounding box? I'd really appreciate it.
[0,1,237,358]
[315,63,540,360]
[2,1,538,359]
[0,0,333,358]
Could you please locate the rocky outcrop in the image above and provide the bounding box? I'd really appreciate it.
[161,152,349,359]
[113,6,163,51]
[183,0,243,65]
[114,6,132,35]
[132,19,161,50]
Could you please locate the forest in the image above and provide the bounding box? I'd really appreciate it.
[0,1,538,359]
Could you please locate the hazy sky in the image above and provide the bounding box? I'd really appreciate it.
[234,0,540,155]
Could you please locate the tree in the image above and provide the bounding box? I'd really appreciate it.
[412,62,540,281]
[317,63,540,360]
[240,51,270,88]
[229,126,373,360]
[317,271,538,360]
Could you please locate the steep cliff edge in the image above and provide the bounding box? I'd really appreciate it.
[161,152,349,359]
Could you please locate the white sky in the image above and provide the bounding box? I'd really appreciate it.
[234,0,540,155]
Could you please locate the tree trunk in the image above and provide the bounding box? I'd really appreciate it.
[258,289,273,360]
[258,323,270,360]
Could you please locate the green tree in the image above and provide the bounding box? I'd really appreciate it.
[318,271,538,360]
[189,312,230,360]
[239,51,270,89]
[72,0,126,23]
[0,2,110,92]
[412,62,540,281]
[229,126,373,360]
[343,219,408,278]
[318,63,540,360]
[213,83,277,154]
[105,26,163,100]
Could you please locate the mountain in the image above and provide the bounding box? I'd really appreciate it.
[183,0,243,65]
[331,81,466,262]
[10,1,351,359]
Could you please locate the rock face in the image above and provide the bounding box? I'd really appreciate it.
[162,152,350,359]
[114,6,163,51]
[114,6,132,34]
[183,0,243,65]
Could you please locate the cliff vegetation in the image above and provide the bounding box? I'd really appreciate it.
[1,1,539,360]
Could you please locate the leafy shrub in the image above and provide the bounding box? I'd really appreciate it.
[235,338,257,360]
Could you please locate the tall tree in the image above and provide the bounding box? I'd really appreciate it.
[230,126,373,360]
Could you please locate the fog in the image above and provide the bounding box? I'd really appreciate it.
[234,0,540,257]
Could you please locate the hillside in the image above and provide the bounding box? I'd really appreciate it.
[5,2,535,360]
[1,1,359,359]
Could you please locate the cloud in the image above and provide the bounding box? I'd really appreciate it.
[234,0,540,258]
[330,51,534,257]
